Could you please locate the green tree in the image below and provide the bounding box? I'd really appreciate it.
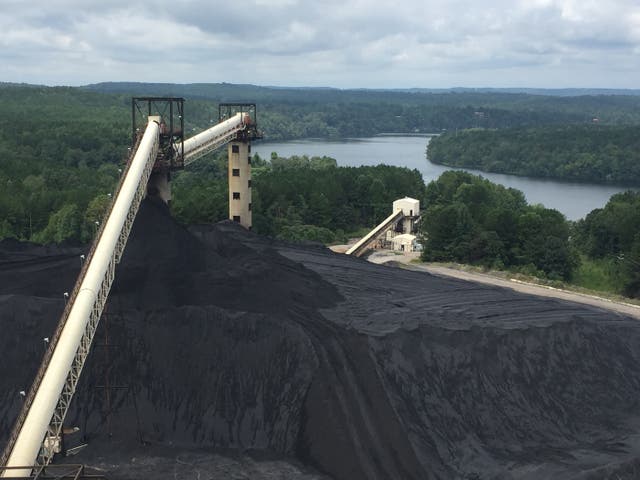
[278,224,336,243]
[34,203,83,244]
[420,171,576,280]
[620,236,640,298]
[421,203,477,262]
[85,194,111,226]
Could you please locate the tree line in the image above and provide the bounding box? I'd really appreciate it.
[427,125,640,186]
[573,191,640,298]
[87,82,640,140]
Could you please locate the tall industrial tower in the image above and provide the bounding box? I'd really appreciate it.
[222,104,260,229]
[228,141,252,229]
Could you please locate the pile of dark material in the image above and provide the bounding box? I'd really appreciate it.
[3,198,640,479]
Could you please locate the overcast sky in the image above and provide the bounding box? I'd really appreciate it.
[0,0,638,89]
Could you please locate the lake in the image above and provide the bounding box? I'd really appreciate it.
[252,136,632,220]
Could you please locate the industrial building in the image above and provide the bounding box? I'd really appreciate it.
[346,197,421,257]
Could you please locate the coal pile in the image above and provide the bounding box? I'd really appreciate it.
[3,198,640,480]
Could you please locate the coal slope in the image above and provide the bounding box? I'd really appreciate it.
[3,199,640,480]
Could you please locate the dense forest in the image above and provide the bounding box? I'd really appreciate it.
[419,171,577,280]
[418,171,640,297]
[0,86,129,243]
[427,125,640,186]
[86,82,640,140]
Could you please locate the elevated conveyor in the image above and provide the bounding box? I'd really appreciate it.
[346,210,404,257]
[1,119,161,477]
[177,112,250,166]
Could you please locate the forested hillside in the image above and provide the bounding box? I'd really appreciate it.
[86,82,640,140]
[0,86,130,242]
[427,125,640,186]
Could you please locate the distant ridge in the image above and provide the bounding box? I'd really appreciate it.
[406,87,640,97]
[83,82,640,98]
[3,81,638,141]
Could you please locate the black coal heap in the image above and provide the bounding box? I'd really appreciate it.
[3,199,640,480]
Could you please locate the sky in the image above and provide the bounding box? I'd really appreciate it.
[0,0,639,89]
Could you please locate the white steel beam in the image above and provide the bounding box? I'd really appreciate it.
[346,210,405,257]
[177,112,247,165]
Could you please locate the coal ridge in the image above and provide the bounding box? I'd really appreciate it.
[2,198,640,479]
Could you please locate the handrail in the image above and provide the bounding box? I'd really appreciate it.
[0,464,106,479]
[179,112,247,166]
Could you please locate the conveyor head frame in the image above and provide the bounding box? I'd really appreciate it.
[218,103,262,141]
[132,97,185,170]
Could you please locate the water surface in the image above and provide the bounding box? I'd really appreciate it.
[252,136,632,220]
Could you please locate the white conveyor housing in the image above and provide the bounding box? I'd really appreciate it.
[346,210,405,257]
[178,112,250,165]
[1,119,161,477]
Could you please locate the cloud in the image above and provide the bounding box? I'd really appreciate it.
[0,0,638,87]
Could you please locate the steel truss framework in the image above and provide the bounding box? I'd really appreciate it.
[0,464,106,479]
